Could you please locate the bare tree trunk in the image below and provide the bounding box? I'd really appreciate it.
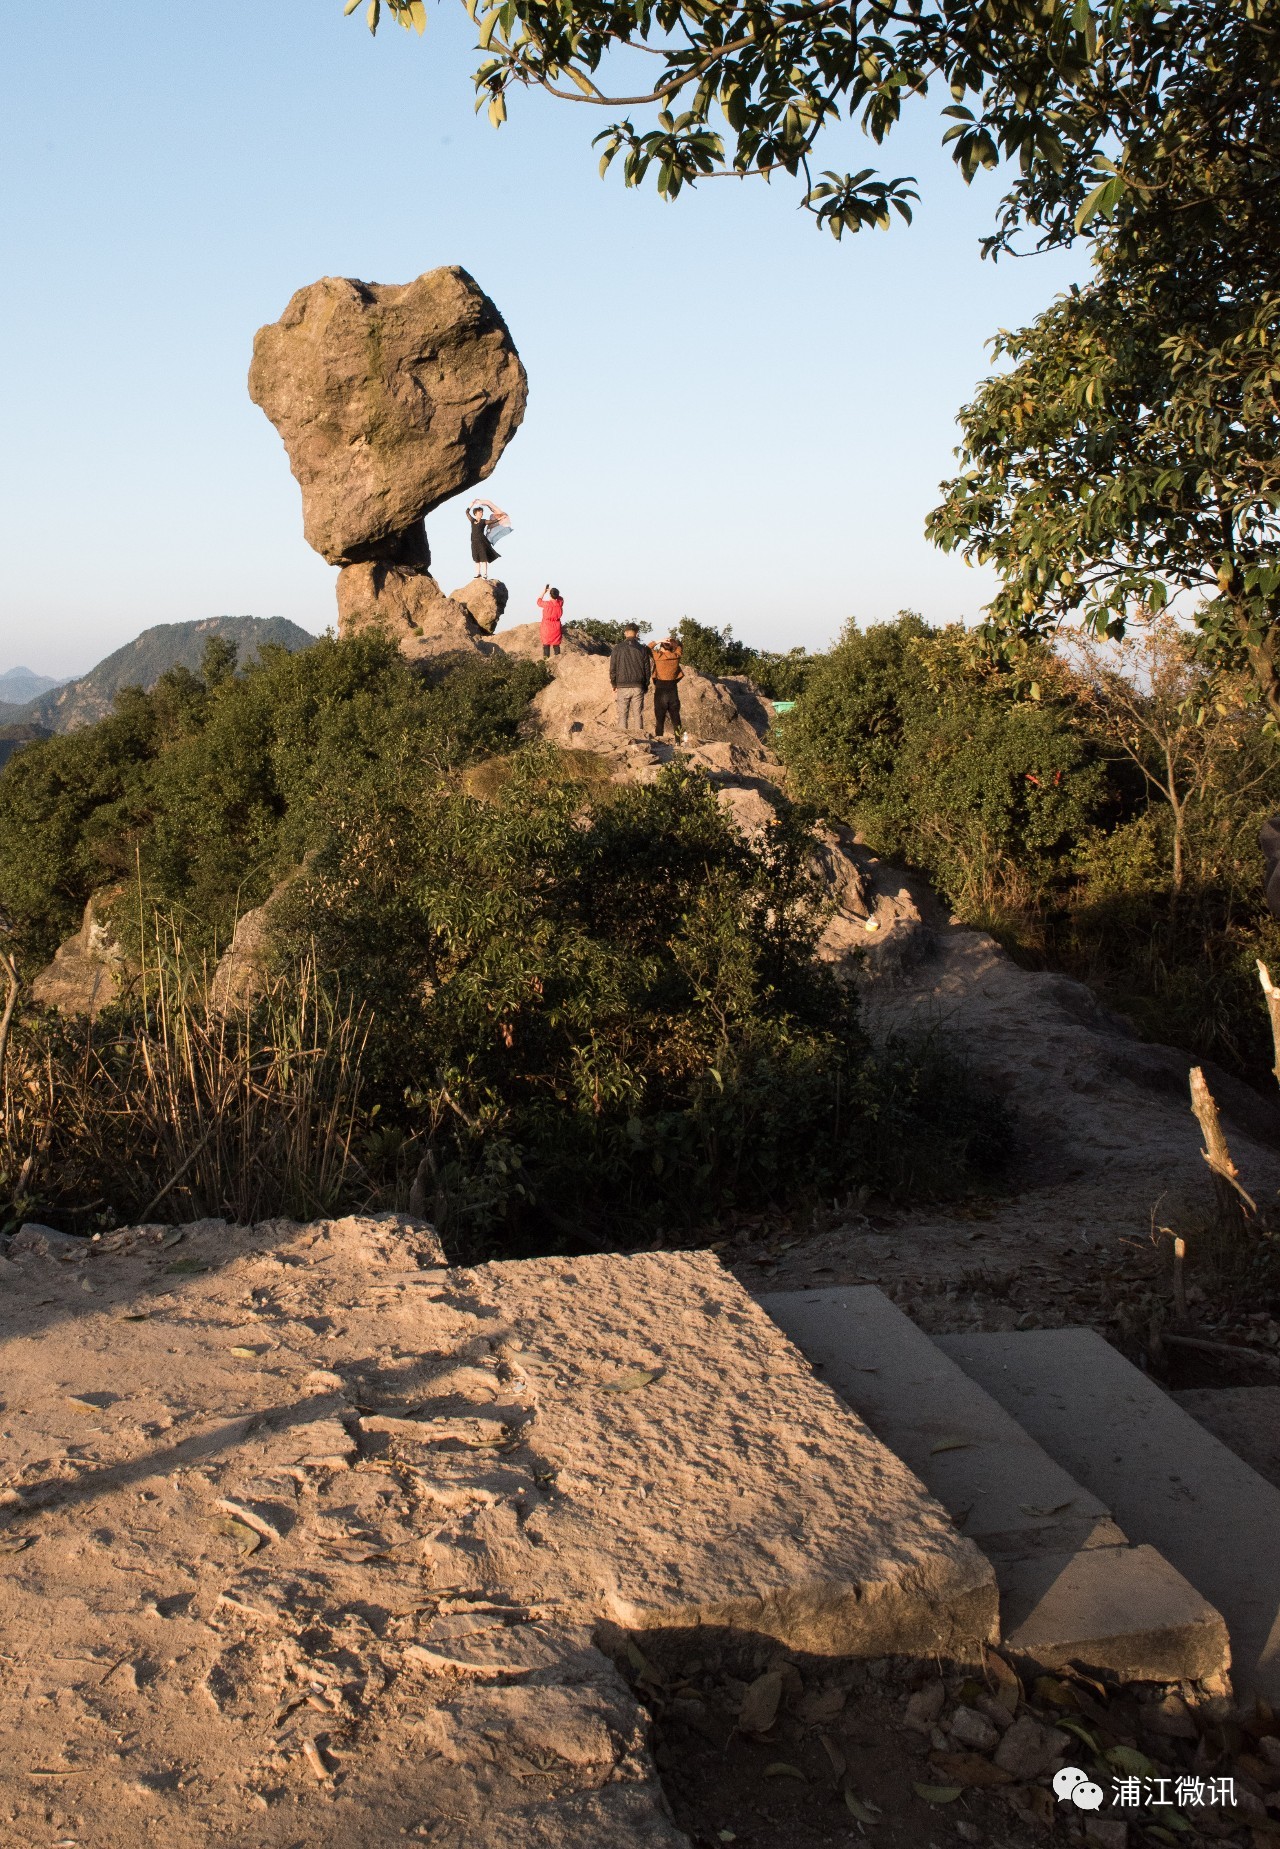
[1258,961,1280,1092]
[1189,1064,1256,1226]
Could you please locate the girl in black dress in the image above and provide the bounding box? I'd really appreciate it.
[466,500,508,579]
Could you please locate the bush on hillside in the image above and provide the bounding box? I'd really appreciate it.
[779,613,1280,1081]
[0,644,1007,1246]
[780,614,1110,912]
[0,633,547,969]
[676,617,816,702]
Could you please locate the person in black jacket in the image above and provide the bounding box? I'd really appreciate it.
[609,623,652,733]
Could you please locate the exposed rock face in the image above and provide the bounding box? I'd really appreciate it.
[248,266,527,567]
[448,577,508,635]
[334,561,483,656]
[30,889,134,1018]
[208,871,304,1014]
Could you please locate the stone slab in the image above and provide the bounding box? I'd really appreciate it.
[1000,1544,1229,1683]
[1173,1385,1280,1492]
[939,1328,1280,1702]
[759,1286,1120,1558]
[0,1225,997,1846]
[466,1252,999,1663]
[761,1288,1228,1685]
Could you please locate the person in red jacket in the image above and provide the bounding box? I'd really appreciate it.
[537,585,564,658]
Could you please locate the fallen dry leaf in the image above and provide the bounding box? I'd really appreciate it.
[762,1762,806,1781]
[929,1752,1013,1788]
[844,1787,880,1824]
[214,1517,262,1556]
[1019,1500,1072,1517]
[915,1783,963,1804]
[819,1732,847,1780]
[0,1536,33,1554]
[929,1439,973,1455]
[601,1368,661,1394]
[737,1670,783,1735]
[228,1346,259,1359]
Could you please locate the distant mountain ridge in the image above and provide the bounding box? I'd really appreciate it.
[10,617,317,734]
[0,667,65,706]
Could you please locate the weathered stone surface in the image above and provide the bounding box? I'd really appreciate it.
[8,1222,86,1260]
[335,559,483,656]
[30,888,134,1018]
[249,266,527,565]
[449,576,508,634]
[208,870,302,1013]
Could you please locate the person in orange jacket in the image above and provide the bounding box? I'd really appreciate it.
[650,630,684,740]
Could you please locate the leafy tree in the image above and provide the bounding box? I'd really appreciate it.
[928,0,1280,709]
[343,0,1276,250]
[778,614,1108,911]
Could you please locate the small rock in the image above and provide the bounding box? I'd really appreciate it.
[929,1725,950,1752]
[1084,1821,1127,1848]
[1258,1735,1280,1769]
[904,1680,947,1732]
[949,1705,1000,1752]
[11,1223,86,1260]
[954,1825,982,1844]
[974,1692,1014,1732]
[1139,1693,1198,1739]
[992,1714,1069,1780]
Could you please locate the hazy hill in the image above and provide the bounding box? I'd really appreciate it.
[0,667,65,706]
[16,616,317,733]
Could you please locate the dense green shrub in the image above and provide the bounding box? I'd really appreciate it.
[1,641,1005,1245]
[676,617,816,702]
[272,750,1005,1254]
[0,634,546,969]
[780,615,1110,912]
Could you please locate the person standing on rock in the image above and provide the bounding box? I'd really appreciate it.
[650,630,685,740]
[537,585,564,659]
[467,499,509,580]
[609,623,652,734]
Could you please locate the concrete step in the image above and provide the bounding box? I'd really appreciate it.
[937,1327,1280,1705]
[760,1287,1229,1685]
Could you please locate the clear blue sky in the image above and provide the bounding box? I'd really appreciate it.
[0,2,1086,678]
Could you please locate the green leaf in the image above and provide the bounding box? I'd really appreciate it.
[914,1784,963,1804]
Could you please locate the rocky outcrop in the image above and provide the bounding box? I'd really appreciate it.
[208,872,302,1013]
[447,577,508,635]
[334,561,482,656]
[249,267,526,566]
[30,889,134,1018]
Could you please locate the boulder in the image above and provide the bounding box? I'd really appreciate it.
[248,266,527,566]
[335,560,483,656]
[30,888,134,1018]
[448,578,508,635]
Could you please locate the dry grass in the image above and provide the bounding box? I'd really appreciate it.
[1,919,375,1233]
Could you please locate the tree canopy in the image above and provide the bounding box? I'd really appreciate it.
[927,6,1280,713]
[346,0,1279,250]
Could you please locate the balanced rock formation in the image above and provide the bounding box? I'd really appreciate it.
[249,266,525,653]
